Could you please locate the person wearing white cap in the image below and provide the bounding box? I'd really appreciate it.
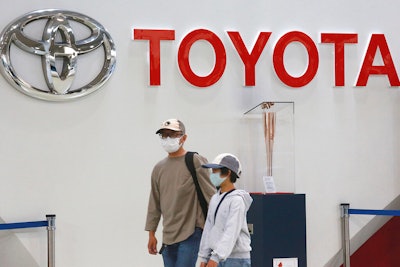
[145,118,216,267]
[198,153,253,267]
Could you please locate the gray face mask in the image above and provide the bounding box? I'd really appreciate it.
[160,137,182,153]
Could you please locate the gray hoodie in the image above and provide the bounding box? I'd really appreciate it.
[198,189,253,263]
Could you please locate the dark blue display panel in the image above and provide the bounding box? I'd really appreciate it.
[247,194,307,267]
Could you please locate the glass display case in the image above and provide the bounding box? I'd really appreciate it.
[239,102,295,193]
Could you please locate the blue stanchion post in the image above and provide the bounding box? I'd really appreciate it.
[341,203,351,267]
[340,204,400,267]
[46,215,56,267]
[0,215,56,267]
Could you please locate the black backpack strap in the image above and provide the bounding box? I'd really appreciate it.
[214,189,235,222]
[185,151,208,219]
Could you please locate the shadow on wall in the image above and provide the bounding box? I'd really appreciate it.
[0,217,40,267]
[324,194,400,267]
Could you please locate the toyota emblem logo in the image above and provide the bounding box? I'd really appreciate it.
[0,9,116,101]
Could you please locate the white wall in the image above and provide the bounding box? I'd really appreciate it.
[0,1,399,267]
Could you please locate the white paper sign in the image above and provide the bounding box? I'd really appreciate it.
[273,258,298,267]
[263,175,276,193]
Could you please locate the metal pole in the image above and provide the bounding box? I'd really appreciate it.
[46,215,56,267]
[341,204,350,267]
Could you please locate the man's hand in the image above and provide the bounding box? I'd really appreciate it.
[147,231,158,255]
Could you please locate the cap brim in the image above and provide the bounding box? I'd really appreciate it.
[202,163,224,169]
[155,127,181,134]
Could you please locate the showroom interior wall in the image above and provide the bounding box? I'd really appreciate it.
[0,1,399,267]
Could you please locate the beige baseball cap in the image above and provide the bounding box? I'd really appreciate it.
[155,118,186,134]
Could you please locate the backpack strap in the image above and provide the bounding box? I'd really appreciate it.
[214,189,235,222]
[185,151,208,219]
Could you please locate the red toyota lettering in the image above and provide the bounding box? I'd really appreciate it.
[321,33,358,86]
[273,31,319,88]
[228,31,272,86]
[356,34,400,86]
[178,29,226,87]
[133,29,175,85]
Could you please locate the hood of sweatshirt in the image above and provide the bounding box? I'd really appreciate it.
[226,189,253,211]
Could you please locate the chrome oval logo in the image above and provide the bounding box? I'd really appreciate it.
[0,9,116,101]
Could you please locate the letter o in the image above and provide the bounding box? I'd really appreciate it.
[178,29,226,87]
[273,31,319,87]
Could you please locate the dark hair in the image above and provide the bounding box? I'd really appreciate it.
[220,167,238,183]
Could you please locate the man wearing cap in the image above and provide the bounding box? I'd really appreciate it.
[145,119,216,267]
[198,153,253,267]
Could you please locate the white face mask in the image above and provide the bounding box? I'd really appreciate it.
[160,137,182,153]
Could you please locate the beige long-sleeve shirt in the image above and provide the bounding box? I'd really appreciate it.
[145,153,216,245]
